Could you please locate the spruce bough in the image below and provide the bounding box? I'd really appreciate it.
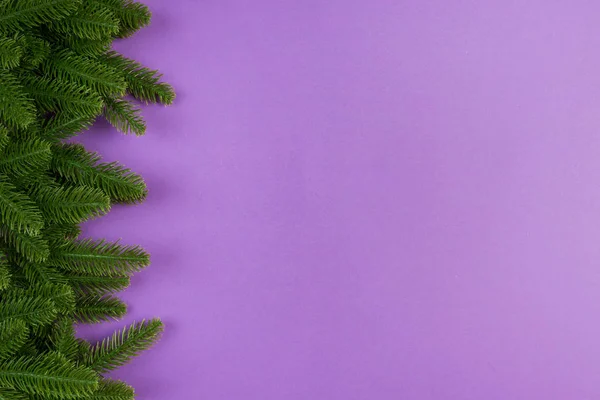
[0,0,174,398]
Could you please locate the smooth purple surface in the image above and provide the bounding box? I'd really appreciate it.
[77,1,600,399]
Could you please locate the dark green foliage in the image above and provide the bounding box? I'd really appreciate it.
[105,50,175,104]
[22,282,75,314]
[0,0,172,397]
[23,75,104,118]
[65,272,130,295]
[74,294,127,323]
[61,36,111,57]
[0,0,173,133]
[0,71,35,129]
[42,49,126,96]
[49,2,118,40]
[40,112,95,141]
[102,96,146,135]
[20,261,66,285]
[0,387,28,399]
[50,238,150,276]
[31,185,110,224]
[0,138,51,178]
[0,291,56,327]
[92,379,135,400]
[84,319,163,373]
[43,223,81,244]
[0,227,50,262]
[0,353,98,398]
[0,179,43,235]
[16,34,50,69]
[0,36,22,69]
[0,127,8,153]
[0,320,28,360]
[95,0,151,38]
[0,253,9,290]
[0,266,9,290]
[48,318,83,360]
[52,143,147,203]
[0,0,81,32]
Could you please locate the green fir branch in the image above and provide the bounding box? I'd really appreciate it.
[40,112,95,141]
[0,388,28,400]
[52,143,147,203]
[74,294,126,323]
[0,352,98,398]
[0,226,50,263]
[0,251,9,290]
[0,0,81,32]
[90,379,135,400]
[22,75,103,118]
[0,35,22,69]
[59,36,111,57]
[0,137,51,178]
[83,319,163,372]
[93,0,151,38]
[0,70,36,129]
[0,126,8,154]
[48,318,85,361]
[65,273,130,295]
[104,50,175,105]
[0,265,9,290]
[0,320,28,360]
[16,34,50,68]
[17,282,75,314]
[30,184,110,224]
[0,177,44,235]
[0,291,56,327]
[50,238,150,276]
[0,0,172,395]
[43,223,81,245]
[43,49,126,97]
[20,261,67,286]
[102,96,146,135]
[49,2,119,40]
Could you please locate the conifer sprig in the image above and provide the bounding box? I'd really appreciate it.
[50,238,150,276]
[65,272,130,295]
[0,266,9,291]
[43,49,127,97]
[23,75,104,118]
[0,71,36,129]
[49,2,119,40]
[20,261,66,286]
[92,379,135,400]
[0,353,98,398]
[102,96,146,135]
[94,0,151,38]
[104,50,175,104]
[31,185,111,224]
[0,0,82,32]
[41,112,95,141]
[0,320,28,360]
[0,179,44,235]
[52,143,147,203]
[74,294,127,323]
[0,292,56,327]
[48,318,85,360]
[0,0,173,396]
[0,138,52,178]
[0,226,50,263]
[84,319,163,373]
[0,36,23,69]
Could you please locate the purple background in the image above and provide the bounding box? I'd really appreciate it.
[77,1,600,399]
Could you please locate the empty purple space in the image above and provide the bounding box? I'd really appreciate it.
[77,1,600,399]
